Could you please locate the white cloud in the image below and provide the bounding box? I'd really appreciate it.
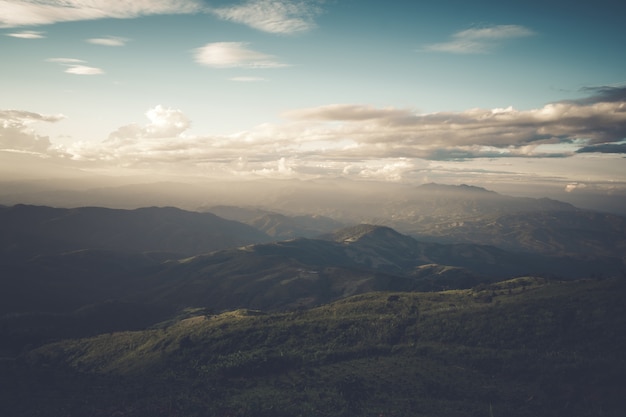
[194,42,288,68]
[423,24,535,54]
[0,0,203,28]
[0,109,65,153]
[6,30,45,39]
[87,36,129,46]
[107,105,191,142]
[65,65,104,75]
[47,57,104,75]
[565,182,587,193]
[209,0,321,34]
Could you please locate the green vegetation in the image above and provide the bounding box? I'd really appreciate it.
[2,276,625,417]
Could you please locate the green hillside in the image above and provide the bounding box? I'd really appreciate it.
[2,276,624,417]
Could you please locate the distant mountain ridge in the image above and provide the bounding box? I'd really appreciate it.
[207,205,345,239]
[0,204,271,262]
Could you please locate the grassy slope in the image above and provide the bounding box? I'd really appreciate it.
[2,277,625,417]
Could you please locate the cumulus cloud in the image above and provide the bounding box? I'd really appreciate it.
[107,105,191,142]
[423,24,535,54]
[0,0,203,28]
[47,57,104,75]
[6,30,45,39]
[194,42,288,68]
[86,36,129,46]
[208,0,321,34]
[0,109,65,153]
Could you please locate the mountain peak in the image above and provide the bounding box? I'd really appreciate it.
[325,224,406,244]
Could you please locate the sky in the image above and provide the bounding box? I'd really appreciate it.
[1,0,626,206]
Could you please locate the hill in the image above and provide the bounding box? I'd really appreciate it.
[2,277,624,417]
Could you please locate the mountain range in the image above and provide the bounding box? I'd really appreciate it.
[1,184,625,416]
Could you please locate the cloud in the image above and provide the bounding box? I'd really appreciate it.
[47,57,104,75]
[1,0,324,37]
[0,109,65,153]
[208,0,321,34]
[46,87,626,182]
[107,105,191,142]
[283,98,626,156]
[86,36,129,46]
[65,65,104,75]
[572,85,626,105]
[47,58,84,64]
[194,42,288,68]
[423,24,535,54]
[0,0,203,28]
[565,182,587,193]
[6,30,45,39]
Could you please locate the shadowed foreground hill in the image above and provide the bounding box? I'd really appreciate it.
[1,277,624,417]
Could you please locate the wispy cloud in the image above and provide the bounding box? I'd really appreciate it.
[0,0,324,35]
[47,58,84,64]
[208,0,322,34]
[194,42,289,68]
[0,0,203,28]
[6,30,45,39]
[64,65,105,75]
[86,36,129,47]
[423,24,535,54]
[572,84,626,105]
[47,58,104,75]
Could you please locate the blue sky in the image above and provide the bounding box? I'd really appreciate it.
[1,0,625,201]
